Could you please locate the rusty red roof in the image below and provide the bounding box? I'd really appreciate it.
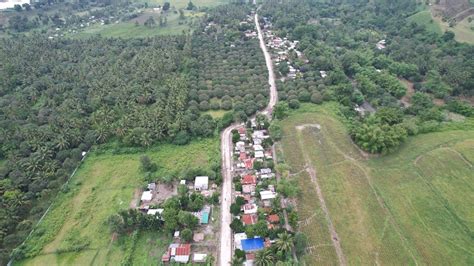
[175,244,191,256]
[267,214,280,223]
[241,175,256,185]
[242,214,258,225]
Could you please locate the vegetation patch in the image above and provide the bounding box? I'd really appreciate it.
[15,138,219,265]
[276,103,474,265]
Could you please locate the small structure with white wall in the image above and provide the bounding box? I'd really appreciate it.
[194,176,209,191]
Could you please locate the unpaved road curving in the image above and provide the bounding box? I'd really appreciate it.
[217,11,278,266]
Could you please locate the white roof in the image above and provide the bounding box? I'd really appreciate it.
[253,145,264,151]
[174,231,180,237]
[260,168,272,174]
[147,209,164,215]
[141,191,152,201]
[255,151,264,158]
[260,190,277,200]
[193,253,207,262]
[234,233,248,249]
[180,180,186,185]
[195,176,209,186]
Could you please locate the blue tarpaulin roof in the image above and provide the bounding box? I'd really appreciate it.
[241,237,264,252]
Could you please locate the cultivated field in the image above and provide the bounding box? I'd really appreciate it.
[17,138,219,265]
[276,103,474,265]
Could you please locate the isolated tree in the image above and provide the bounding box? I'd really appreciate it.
[272,103,288,119]
[186,1,195,10]
[294,232,308,257]
[144,16,156,28]
[162,2,170,11]
[181,228,193,243]
[276,231,294,254]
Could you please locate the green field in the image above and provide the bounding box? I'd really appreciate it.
[276,103,474,265]
[435,14,474,44]
[75,11,204,38]
[408,10,442,35]
[17,138,219,265]
[134,0,227,9]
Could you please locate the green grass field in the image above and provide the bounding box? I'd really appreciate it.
[276,103,474,265]
[408,10,442,35]
[75,11,203,38]
[435,15,474,44]
[134,0,227,9]
[17,138,219,265]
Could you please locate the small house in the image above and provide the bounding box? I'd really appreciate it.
[234,233,248,250]
[242,184,256,194]
[162,243,191,263]
[243,203,258,214]
[141,191,153,202]
[194,176,209,191]
[193,253,207,263]
[260,191,277,200]
[255,151,264,159]
[253,145,264,152]
[241,237,265,252]
[242,175,257,185]
[242,214,258,225]
[267,214,280,224]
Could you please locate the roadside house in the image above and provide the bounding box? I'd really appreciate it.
[162,243,191,263]
[194,176,209,191]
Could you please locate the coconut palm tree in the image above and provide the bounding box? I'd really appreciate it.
[275,231,294,254]
[255,248,274,266]
[230,255,244,266]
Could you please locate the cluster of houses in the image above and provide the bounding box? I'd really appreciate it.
[261,17,307,80]
[232,123,281,265]
[136,176,217,264]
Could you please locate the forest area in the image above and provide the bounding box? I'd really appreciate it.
[0,4,267,263]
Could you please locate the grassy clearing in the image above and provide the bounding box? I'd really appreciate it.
[17,138,219,265]
[75,11,203,38]
[432,13,474,44]
[203,109,228,119]
[134,0,227,9]
[276,103,474,264]
[408,10,442,35]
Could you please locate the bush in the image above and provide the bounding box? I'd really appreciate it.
[140,155,158,172]
[288,99,300,109]
[310,91,323,104]
[173,131,190,145]
[181,228,193,243]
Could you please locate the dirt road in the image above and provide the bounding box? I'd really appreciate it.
[217,11,278,266]
[218,124,237,266]
[255,13,278,115]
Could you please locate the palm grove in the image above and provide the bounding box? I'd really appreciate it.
[0,5,267,263]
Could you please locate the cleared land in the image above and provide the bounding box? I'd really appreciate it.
[75,11,203,38]
[276,103,474,265]
[134,0,227,9]
[17,138,219,265]
[407,10,442,35]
